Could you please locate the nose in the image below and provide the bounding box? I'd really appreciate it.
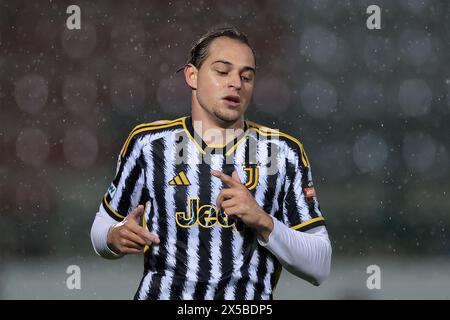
[227,72,242,90]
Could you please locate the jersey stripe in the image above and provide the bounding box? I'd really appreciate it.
[192,159,214,299]
[254,142,279,299]
[169,132,190,299]
[245,136,269,299]
[158,134,179,299]
[147,138,168,299]
[117,154,145,215]
[181,140,201,299]
[204,155,225,299]
[222,139,248,299]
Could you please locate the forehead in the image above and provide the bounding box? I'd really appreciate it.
[205,37,255,69]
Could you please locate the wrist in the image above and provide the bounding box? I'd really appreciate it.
[106,225,120,254]
[257,212,274,243]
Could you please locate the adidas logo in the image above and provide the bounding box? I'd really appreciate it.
[169,170,190,186]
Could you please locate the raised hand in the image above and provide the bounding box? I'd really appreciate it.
[107,204,160,254]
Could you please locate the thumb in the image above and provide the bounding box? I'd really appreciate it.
[231,170,241,184]
[129,205,145,223]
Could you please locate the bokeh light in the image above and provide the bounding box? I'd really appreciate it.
[352,133,388,174]
[398,78,432,117]
[61,21,97,59]
[63,127,99,169]
[14,74,48,114]
[402,132,436,174]
[399,29,432,67]
[300,79,337,118]
[15,127,50,167]
[300,26,337,65]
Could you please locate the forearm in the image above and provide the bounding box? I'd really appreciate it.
[90,206,124,259]
[257,216,332,286]
[255,213,274,242]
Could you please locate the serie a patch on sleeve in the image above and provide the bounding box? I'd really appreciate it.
[107,182,117,198]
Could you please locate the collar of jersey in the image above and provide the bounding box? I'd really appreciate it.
[183,116,249,156]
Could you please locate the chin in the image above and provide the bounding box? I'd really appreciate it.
[213,110,242,124]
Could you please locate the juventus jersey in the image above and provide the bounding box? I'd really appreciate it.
[100,115,326,300]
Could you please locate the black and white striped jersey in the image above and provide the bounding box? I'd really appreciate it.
[100,115,326,300]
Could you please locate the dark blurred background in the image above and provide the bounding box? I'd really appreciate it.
[0,0,449,299]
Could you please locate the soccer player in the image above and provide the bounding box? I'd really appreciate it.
[90,27,332,300]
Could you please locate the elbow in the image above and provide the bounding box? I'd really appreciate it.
[311,267,330,286]
[311,242,332,286]
[90,219,102,257]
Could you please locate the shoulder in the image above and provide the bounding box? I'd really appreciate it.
[129,117,185,136]
[246,120,304,150]
[120,116,186,158]
[246,120,310,167]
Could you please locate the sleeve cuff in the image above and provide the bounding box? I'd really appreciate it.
[91,206,125,259]
[257,215,278,247]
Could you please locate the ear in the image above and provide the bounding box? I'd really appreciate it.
[184,63,198,90]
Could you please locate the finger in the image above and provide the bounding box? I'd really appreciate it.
[221,198,239,210]
[216,189,236,209]
[128,205,145,223]
[123,230,148,247]
[137,229,160,245]
[211,169,241,188]
[223,206,241,216]
[127,223,160,244]
[120,238,145,251]
[231,170,242,183]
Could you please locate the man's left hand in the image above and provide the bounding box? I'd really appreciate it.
[211,169,273,242]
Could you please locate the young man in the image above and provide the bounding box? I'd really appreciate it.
[90,27,332,300]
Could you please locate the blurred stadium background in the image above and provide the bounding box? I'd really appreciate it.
[0,0,449,299]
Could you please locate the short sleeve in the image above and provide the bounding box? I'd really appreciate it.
[282,143,326,232]
[100,131,147,222]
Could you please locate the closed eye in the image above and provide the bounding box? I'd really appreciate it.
[241,75,253,82]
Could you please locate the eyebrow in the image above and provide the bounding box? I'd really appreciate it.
[211,60,256,74]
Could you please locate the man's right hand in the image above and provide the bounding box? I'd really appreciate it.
[107,205,160,254]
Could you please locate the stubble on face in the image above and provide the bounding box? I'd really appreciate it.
[194,37,255,127]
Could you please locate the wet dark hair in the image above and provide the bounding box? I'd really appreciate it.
[176,26,256,72]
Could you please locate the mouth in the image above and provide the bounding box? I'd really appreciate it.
[222,95,241,107]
